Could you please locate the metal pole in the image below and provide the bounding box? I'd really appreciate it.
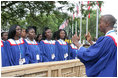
[86,15,88,34]
[75,20,77,33]
[96,6,99,39]
[71,14,74,36]
[80,1,82,44]
[72,23,73,36]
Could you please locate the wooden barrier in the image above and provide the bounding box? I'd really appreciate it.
[1,59,86,77]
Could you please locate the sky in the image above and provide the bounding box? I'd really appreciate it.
[101,0,118,19]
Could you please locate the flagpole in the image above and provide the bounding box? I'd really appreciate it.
[75,3,79,34]
[75,20,77,33]
[80,1,82,44]
[96,5,99,39]
[72,18,73,36]
[86,15,88,34]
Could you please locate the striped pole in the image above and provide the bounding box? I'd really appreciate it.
[96,5,99,39]
[80,1,82,44]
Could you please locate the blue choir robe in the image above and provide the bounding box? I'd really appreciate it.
[76,30,117,77]
[39,40,58,62]
[69,44,78,59]
[5,39,29,66]
[1,41,9,67]
[55,39,69,61]
[24,38,43,63]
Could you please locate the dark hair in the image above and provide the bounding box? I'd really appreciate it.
[102,14,116,27]
[57,29,67,40]
[8,25,20,39]
[1,32,8,37]
[42,27,50,40]
[36,34,42,41]
[53,31,58,40]
[26,26,36,33]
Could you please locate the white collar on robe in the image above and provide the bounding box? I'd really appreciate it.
[42,40,55,45]
[70,44,77,49]
[25,38,38,45]
[105,29,117,46]
[1,41,4,47]
[57,39,67,45]
[7,38,24,46]
[105,30,116,36]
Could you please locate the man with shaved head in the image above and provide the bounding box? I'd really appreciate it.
[72,14,117,77]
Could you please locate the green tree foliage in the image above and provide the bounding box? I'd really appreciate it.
[1,1,104,40]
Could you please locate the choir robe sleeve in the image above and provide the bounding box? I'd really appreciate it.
[55,43,59,61]
[39,41,49,62]
[76,36,117,77]
[68,45,73,60]
[38,44,43,62]
[4,41,15,66]
[1,42,10,67]
[19,40,30,64]
[67,43,71,60]
[23,41,32,64]
[55,41,62,61]
[68,45,77,60]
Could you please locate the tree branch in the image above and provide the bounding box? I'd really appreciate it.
[1,1,19,9]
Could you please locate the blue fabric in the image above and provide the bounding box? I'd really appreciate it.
[24,40,43,63]
[55,41,68,61]
[39,40,58,62]
[77,36,117,77]
[5,40,29,66]
[1,41,10,67]
[69,45,78,59]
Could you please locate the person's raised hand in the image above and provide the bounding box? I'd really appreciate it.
[85,32,92,42]
[72,32,81,48]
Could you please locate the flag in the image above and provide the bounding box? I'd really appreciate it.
[100,7,101,11]
[88,1,90,19]
[97,1,99,6]
[97,1,101,12]
[88,1,90,10]
[88,13,90,18]
[59,19,69,29]
[87,1,89,5]
[88,6,90,10]
[76,4,79,17]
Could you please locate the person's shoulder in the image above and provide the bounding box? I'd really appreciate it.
[97,36,116,46]
[105,36,117,46]
[97,36,111,42]
[55,40,59,43]
[1,40,4,47]
[40,40,46,44]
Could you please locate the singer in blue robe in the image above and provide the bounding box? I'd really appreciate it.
[76,36,117,77]
[24,38,43,63]
[1,41,9,67]
[55,39,69,61]
[72,15,117,77]
[24,26,43,63]
[39,40,58,62]
[5,25,30,66]
[5,39,29,66]
[40,27,58,62]
[56,29,69,61]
